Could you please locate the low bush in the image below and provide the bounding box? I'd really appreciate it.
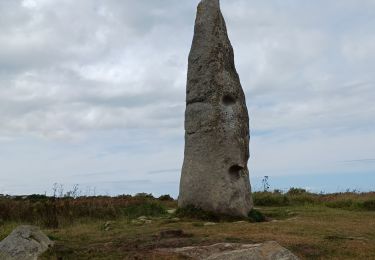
[326,200,354,209]
[248,209,266,222]
[158,194,174,201]
[289,193,318,205]
[253,189,325,206]
[253,192,289,206]
[361,199,375,211]
[122,202,167,218]
[26,194,49,201]
[134,193,154,199]
[287,188,307,195]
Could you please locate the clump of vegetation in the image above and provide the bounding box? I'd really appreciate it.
[134,193,154,199]
[287,187,308,195]
[362,199,375,210]
[253,191,290,206]
[158,194,174,201]
[122,202,167,219]
[326,199,354,209]
[325,198,375,211]
[252,188,375,211]
[248,209,266,222]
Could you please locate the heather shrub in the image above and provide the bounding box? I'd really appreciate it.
[253,192,289,206]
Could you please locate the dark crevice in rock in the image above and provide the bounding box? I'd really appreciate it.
[228,165,243,180]
[187,97,206,105]
[222,94,236,106]
[186,130,197,135]
[186,127,214,136]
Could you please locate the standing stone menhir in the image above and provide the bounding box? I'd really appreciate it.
[178,0,252,217]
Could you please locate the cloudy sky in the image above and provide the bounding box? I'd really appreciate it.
[1,0,374,196]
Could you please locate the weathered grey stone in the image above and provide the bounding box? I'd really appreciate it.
[158,241,300,260]
[0,225,53,260]
[178,0,252,217]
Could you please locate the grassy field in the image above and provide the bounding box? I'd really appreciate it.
[0,191,374,259]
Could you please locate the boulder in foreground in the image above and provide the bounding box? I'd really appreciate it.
[0,225,53,260]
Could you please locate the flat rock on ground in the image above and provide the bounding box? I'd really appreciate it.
[158,241,299,260]
[0,225,53,260]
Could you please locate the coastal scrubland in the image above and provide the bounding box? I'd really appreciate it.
[0,189,374,259]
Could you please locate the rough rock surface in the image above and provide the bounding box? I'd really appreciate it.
[0,225,53,260]
[178,0,252,217]
[158,241,300,260]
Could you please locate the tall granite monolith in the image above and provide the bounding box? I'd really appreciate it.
[178,0,252,217]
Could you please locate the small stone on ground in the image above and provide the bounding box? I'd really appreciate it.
[204,222,217,226]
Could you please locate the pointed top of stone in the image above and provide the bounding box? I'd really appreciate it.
[195,0,222,28]
[199,0,220,8]
[189,0,232,78]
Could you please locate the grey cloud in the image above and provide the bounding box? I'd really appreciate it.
[341,159,375,164]
[1,0,374,140]
[147,168,180,175]
[0,0,190,138]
